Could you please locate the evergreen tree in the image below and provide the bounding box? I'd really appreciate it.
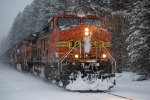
[35,0,65,32]
[35,0,52,32]
[8,12,23,44]
[30,0,43,32]
[126,0,150,75]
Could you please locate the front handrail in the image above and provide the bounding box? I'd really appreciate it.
[58,41,80,72]
[103,46,116,73]
[58,40,116,74]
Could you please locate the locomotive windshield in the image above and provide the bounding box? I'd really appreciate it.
[82,18,101,27]
[58,17,80,30]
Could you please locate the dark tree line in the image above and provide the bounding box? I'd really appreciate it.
[1,0,150,77]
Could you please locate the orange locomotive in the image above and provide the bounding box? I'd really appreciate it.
[11,12,116,91]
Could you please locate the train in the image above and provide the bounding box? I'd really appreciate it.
[5,11,116,91]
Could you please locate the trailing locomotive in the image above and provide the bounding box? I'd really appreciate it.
[7,11,116,91]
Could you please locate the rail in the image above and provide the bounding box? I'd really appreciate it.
[103,46,116,73]
[59,41,80,72]
[105,92,133,100]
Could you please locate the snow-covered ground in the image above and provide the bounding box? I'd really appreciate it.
[112,72,150,100]
[0,63,150,100]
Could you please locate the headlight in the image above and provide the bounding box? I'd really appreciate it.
[85,28,89,32]
[85,28,89,36]
[102,54,107,58]
[85,31,89,36]
[75,54,79,59]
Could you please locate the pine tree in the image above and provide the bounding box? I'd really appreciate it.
[35,0,65,32]
[30,0,43,32]
[126,0,150,75]
[8,12,23,44]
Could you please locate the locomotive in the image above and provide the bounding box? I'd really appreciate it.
[7,11,116,91]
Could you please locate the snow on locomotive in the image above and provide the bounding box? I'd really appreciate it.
[9,11,116,91]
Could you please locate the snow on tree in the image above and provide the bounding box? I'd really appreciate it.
[108,13,129,71]
[7,0,43,43]
[19,5,34,39]
[8,12,23,44]
[35,0,54,32]
[35,0,65,32]
[126,0,150,75]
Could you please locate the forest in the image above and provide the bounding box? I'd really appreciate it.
[0,0,149,78]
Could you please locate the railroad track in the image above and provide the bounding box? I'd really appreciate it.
[104,92,133,100]
[88,92,134,100]
[71,90,134,100]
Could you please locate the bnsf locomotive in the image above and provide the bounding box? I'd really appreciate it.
[7,11,116,91]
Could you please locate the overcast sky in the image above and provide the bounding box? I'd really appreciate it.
[0,0,33,39]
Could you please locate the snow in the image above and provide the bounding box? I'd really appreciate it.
[66,72,115,91]
[0,63,150,100]
[16,63,22,71]
[112,72,150,100]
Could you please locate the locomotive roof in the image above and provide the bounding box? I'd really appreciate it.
[54,11,104,19]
